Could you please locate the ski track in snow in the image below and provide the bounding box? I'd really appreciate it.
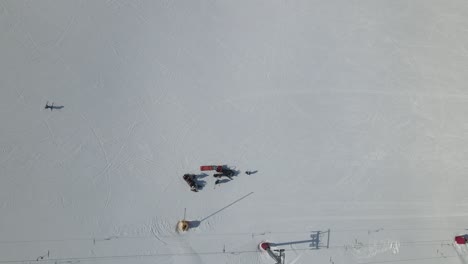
[91,121,139,184]
[345,239,400,259]
[453,243,468,264]
[54,13,76,48]
[288,253,303,264]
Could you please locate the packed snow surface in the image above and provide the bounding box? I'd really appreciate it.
[2,1,468,263]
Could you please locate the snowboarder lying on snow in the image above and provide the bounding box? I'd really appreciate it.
[213,172,233,180]
[214,167,235,179]
[183,174,199,192]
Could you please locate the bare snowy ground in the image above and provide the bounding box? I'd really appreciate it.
[2,0,468,263]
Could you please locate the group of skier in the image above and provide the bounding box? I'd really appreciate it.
[213,166,235,185]
[183,165,252,192]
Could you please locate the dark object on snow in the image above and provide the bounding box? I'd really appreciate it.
[214,178,231,189]
[213,173,233,180]
[201,165,237,180]
[45,101,64,111]
[455,235,468,244]
[214,178,230,185]
[216,167,235,177]
[245,170,258,175]
[183,174,199,192]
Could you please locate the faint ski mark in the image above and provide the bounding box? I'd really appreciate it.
[174,238,204,264]
[59,195,66,209]
[25,32,41,61]
[103,186,111,209]
[252,231,271,238]
[149,62,171,105]
[0,144,15,166]
[368,228,384,235]
[92,127,110,165]
[106,0,125,10]
[111,42,121,58]
[54,14,76,47]
[113,154,136,176]
[15,88,26,106]
[79,118,138,212]
[137,96,165,142]
[43,120,58,147]
[127,1,149,25]
[158,174,176,199]
[346,239,400,258]
[92,121,139,181]
[79,114,110,170]
[172,112,198,157]
[289,253,302,264]
[452,243,468,264]
[93,236,118,243]
[287,100,310,119]
[150,227,168,245]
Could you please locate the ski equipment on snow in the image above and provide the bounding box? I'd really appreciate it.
[200,165,223,171]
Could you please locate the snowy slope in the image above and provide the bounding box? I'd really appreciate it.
[2,1,468,263]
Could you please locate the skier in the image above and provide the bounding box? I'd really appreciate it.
[215,167,235,177]
[45,102,54,111]
[44,102,64,111]
[213,172,233,180]
[183,174,199,192]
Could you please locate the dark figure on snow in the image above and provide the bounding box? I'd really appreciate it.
[45,102,54,111]
[44,102,63,111]
[215,167,234,178]
[183,174,199,192]
[213,172,233,180]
